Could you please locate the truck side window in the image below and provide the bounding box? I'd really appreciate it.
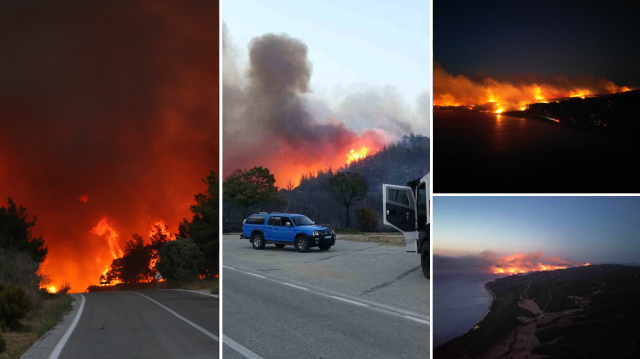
[268,216,281,226]
[281,217,292,227]
[388,188,410,206]
[417,183,427,231]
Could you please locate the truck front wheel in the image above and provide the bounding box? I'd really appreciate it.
[421,243,429,279]
[295,235,310,253]
[252,233,265,250]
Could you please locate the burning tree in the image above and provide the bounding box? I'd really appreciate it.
[102,228,169,284]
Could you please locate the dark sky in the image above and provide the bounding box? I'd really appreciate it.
[434,1,640,87]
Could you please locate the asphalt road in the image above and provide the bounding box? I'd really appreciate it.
[223,234,429,359]
[23,290,218,359]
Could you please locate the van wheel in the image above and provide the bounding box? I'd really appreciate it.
[251,233,265,250]
[421,244,429,279]
[318,244,331,251]
[295,235,310,253]
[275,244,286,249]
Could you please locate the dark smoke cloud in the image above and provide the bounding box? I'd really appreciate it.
[223,26,422,183]
[0,1,219,291]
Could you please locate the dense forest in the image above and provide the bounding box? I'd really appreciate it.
[223,134,429,231]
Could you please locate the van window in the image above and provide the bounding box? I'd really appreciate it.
[246,216,265,225]
[268,216,281,226]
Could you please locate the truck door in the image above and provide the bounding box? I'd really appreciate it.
[383,184,418,252]
[279,217,296,242]
[265,216,281,240]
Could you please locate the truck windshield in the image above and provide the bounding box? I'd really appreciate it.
[292,216,314,226]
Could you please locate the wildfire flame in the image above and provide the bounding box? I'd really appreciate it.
[434,62,632,111]
[149,219,176,241]
[484,251,590,275]
[90,217,123,259]
[49,286,56,293]
[346,147,369,165]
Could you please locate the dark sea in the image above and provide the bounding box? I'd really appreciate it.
[433,273,502,347]
[433,109,640,193]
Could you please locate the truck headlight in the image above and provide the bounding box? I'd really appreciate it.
[313,231,319,236]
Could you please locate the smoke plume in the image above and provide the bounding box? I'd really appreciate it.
[0,1,219,291]
[434,62,631,111]
[223,26,425,185]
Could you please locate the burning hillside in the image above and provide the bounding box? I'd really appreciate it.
[0,1,219,292]
[223,26,425,186]
[434,62,632,112]
[434,250,590,275]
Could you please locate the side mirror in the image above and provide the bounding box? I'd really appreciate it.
[312,221,315,224]
[286,222,291,227]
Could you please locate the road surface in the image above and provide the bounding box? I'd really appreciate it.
[223,234,429,359]
[22,289,218,359]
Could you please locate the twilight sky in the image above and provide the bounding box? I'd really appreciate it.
[434,196,640,265]
[434,0,640,87]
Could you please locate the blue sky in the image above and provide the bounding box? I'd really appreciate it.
[223,0,430,108]
[434,196,640,264]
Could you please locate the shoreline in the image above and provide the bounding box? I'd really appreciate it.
[434,108,640,150]
[481,283,496,322]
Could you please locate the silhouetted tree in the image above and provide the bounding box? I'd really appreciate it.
[223,167,278,218]
[324,172,368,228]
[0,197,47,263]
[178,170,219,278]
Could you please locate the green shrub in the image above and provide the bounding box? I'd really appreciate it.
[0,283,32,330]
[156,238,205,283]
[356,207,379,232]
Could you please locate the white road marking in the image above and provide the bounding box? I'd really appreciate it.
[173,289,219,298]
[330,296,370,307]
[403,315,430,325]
[223,335,265,359]
[223,265,235,270]
[47,294,85,359]
[131,292,218,342]
[282,282,310,291]
[232,267,430,324]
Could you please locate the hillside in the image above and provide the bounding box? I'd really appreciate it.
[435,264,640,359]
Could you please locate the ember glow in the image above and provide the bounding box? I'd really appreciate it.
[78,195,89,203]
[434,62,632,111]
[485,251,588,275]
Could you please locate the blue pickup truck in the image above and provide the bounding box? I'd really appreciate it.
[241,213,336,252]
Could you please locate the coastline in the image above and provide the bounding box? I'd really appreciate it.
[480,283,496,322]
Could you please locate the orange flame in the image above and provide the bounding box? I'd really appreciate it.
[484,251,588,275]
[90,217,123,259]
[149,219,176,241]
[434,63,632,111]
[346,147,369,165]
[48,286,56,293]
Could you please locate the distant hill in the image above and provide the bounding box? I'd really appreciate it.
[435,264,640,359]
[252,134,429,229]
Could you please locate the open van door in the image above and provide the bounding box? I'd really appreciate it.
[382,184,418,252]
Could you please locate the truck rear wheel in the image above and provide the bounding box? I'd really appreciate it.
[421,243,429,279]
[251,233,265,250]
[295,235,310,253]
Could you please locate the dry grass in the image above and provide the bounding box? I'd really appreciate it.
[337,233,405,247]
[1,294,74,358]
[182,278,219,294]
